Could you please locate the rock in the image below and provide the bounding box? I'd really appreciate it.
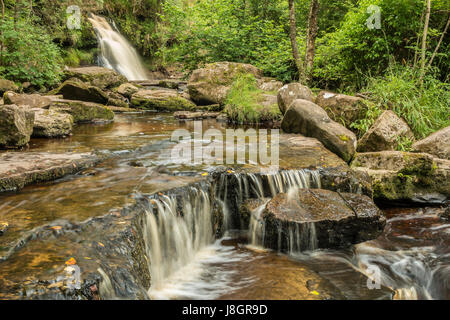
[49,99,114,123]
[116,83,139,98]
[412,126,450,160]
[0,79,18,95]
[32,109,73,138]
[315,91,369,129]
[257,189,385,251]
[281,99,357,162]
[351,151,450,204]
[131,89,196,111]
[358,111,414,152]
[0,152,99,192]
[216,114,229,122]
[174,111,222,120]
[440,207,450,221]
[63,67,127,89]
[52,80,109,105]
[188,62,263,105]
[257,78,284,92]
[277,83,314,115]
[107,106,137,113]
[3,91,58,109]
[0,105,35,148]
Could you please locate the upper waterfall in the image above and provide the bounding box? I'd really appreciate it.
[88,14,149,81]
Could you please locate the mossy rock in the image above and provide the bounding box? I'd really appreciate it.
[130,90,196,112]
[49,99,114,123]
[63,67,127,89]
[51,80,109,105]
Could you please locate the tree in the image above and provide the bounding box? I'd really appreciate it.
[303,0,319,83]
[288,0,302,77]
[419,0,431,83]
[427,14,450,68]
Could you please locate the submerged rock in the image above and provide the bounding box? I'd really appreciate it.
[281,99,357,162]
[188,62,263,105]
[131,89,196,111]
[315,91,369,129]
[254,189,385,251]
[358,110,414,152]
[3,91,58,109]
[0,105,35,148]
[32,108,73,138]
[49,99,114,123]
[63,67,127,89]
[0,79,18,95]
[0,152,99,192]
[412,126,450,160]
[277,83,314,115]
[52,80,109,105]
[351,151,450,204]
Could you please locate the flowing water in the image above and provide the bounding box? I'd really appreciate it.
[88,14,149,80]
[0,114,448,300]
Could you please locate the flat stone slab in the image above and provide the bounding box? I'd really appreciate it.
[256,189,386,251]
[0,152,100,192]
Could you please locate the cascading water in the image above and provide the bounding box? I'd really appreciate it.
[142,186,214,294]
[88,14,149,80]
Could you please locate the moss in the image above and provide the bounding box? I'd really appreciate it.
[131,96,196,112]
[50,101,114,123]
[338,135,350,141]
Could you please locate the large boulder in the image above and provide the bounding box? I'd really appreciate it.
[49,99,114,123]
[315,91,369,129]
[351,151,450,204]
[52,80,109,105]
[116,83,139,99]
[0,105,35,148]
[63,67,127,89]
[253,189,385,251]
[281,99,357,162]
[3,91,59,109]
[358,110,414,152]
[188,62,263,105]
[277,83,314,115]
[32,109,73,138]
[258,78,284,92]
[0,79,18,95]
[412,126,450,160]
[131,89,196,111]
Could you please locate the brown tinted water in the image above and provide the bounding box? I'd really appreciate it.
[0,113,448,300]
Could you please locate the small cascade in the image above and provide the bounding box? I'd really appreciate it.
[266,170,321,197]
[88,14,149,80]
[142,186,214,292]
[248,201,269,247]
[288,222,318,253]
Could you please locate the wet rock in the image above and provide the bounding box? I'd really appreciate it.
[351,151,450,204]
[358,111,414,152]
[0,78,18,95]
[63,67,127,89]
[439,206,450,221]
[116,83,139,98]
[412,126,450,160]
[133,79,185,90]
[259,189,386,251]
[107,106,137,113]
[32,108,73,138]
[0,152,100,192]
[131,89,196,111]
[3,91,59,109]
[49,99,114,123]
[0,105,35,148]
[174,111,221,120]
[277,83,314,115]
[52,80,110,105]
[281,99,357,162]
[188,62,262,105]
[315,91,369,129]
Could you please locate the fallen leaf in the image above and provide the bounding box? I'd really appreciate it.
[51,226,62,231]
[65,257,77,265]
[201,172,209,176]
[84,257,92,260]
[311,290,320,296]
[98,242,105,247]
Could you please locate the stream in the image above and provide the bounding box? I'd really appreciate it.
[0,113,448,300]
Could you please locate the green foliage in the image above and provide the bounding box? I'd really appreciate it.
[0,15,63,87]
[396,136,414,152]
[63,48,98,67]
[362,65,450,138]
[225,74,281,124]
[350,103,384,138]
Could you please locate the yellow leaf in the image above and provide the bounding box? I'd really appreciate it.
[51,226,62,231]
[311,290,320,296]
[65,257,77,265]
[98,242,105,247]
[201,173,209,176]
[84,257,92,260]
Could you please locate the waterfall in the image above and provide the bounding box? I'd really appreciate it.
[142,186,214,292]
[88,14,149,81]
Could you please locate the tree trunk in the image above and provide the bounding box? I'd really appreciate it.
[427,15,450,68]
[0,0,4,66]
[413,7,425,69]
[288,0,302,77]
[419,0,431,83]
[303,0,320,83]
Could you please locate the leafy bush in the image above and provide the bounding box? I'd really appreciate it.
[225,74,281,124]
[0,17,63,87]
